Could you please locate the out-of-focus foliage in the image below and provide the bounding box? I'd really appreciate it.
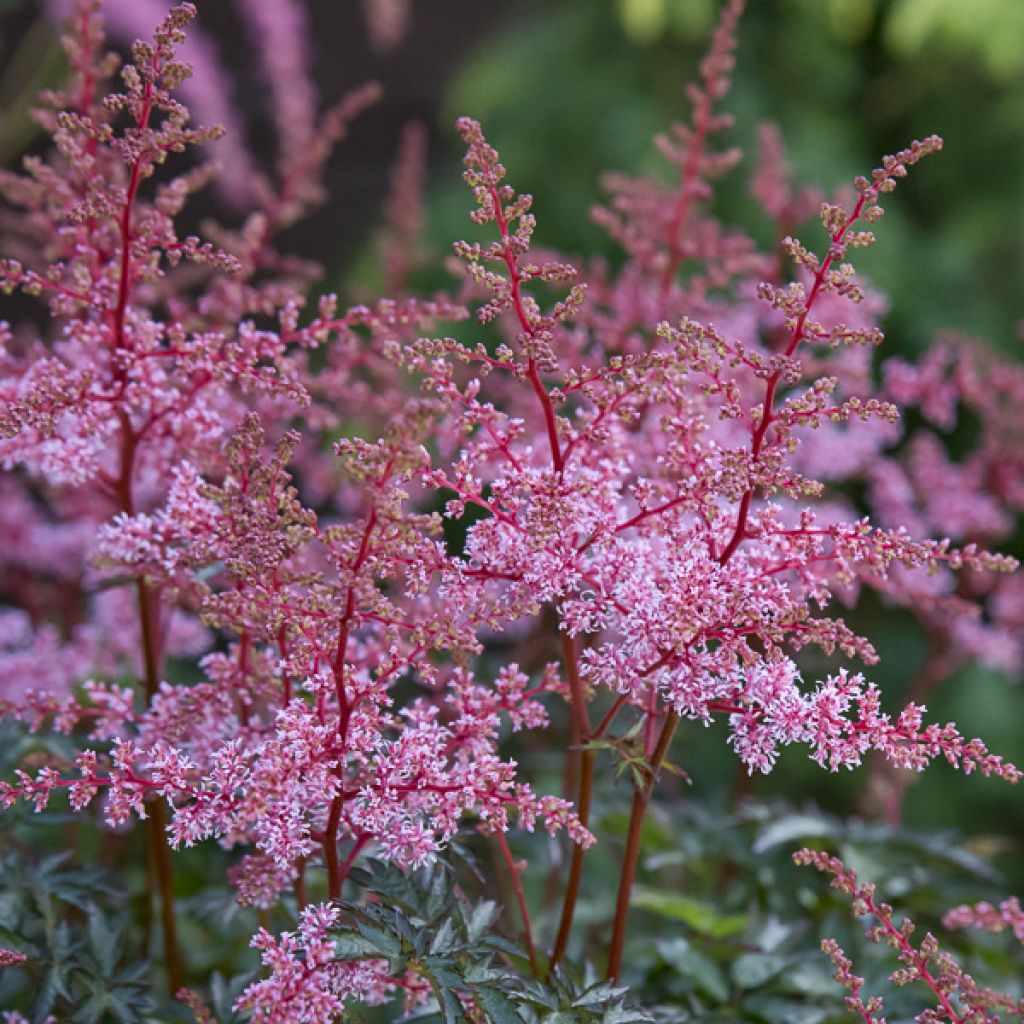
[576,797,1023,1021]
[885,0,1024,78]
[0,854,156,1022]
[0,6,65,166]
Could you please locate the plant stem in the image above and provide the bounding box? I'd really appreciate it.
[495,831,540,977]
[294,860,308,912]
[136,578,184,993]
[324,796,343,899]
[607,710,679,981]
[146,800,183,991]
[549,632,593,970]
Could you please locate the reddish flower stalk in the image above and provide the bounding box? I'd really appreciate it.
[495,829,540,977]
[796,849,1024,1024]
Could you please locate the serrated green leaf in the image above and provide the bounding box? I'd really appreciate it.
[481,934,522,958]
[354,920,403,958]
[86,905,122,979]
[389,909,425,952]
[476,987,524,1024]
[463,959,507,986]
[434,981,468,1024]
[429,918,457,955]
[333,928,387,959]
[517,979,559,1009]
[573,981,623,1008]
[426,867,450,921]
[466,900,500,943]
[352,864,425,919]
[36,960,73,1022]
[422,957,464,991]
[601,1006,654,1024]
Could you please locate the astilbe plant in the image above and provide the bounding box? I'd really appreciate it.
[796,848,1024,1024]
[0,0,1020,1020]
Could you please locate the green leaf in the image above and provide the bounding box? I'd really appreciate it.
[85,905,123,979]
[391,910,426,953]
[333,928,388,959]
[777,961,843,999]
[753,812,838,854]
[209,971,252,1023]
[429,918,457,955]
[434,981,468,1024]
[426,866,451,921]
[463,958,507,986]
[730,952,787,989]
[354,920,403,958]
[466,901,501,943]
[655,939,728,1002]
[742,996,830,1024]
[601,1007,654,1024]
[36,959,74,1022]
[633,887,746,938]
[573,981,626,1008]
[482,935,524,957]
[422,958,465,993]
[476,987,524,1024]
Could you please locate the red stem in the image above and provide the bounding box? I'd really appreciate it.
[607,710,679,980]
[323,797,344,899]
[488,184,564,472]
[495,831,540,977]
[485,183,599,967]
[863,892,965,1024]
[548,634,594,969]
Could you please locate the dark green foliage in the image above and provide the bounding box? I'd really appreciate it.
[0,854,155,1023]
[597,798,1020,1022]
[334,862,655,1023]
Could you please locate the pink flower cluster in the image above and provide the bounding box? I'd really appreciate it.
[0,0,1020,1015]
[944,896,1024,944]
[236,904,397,1021]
